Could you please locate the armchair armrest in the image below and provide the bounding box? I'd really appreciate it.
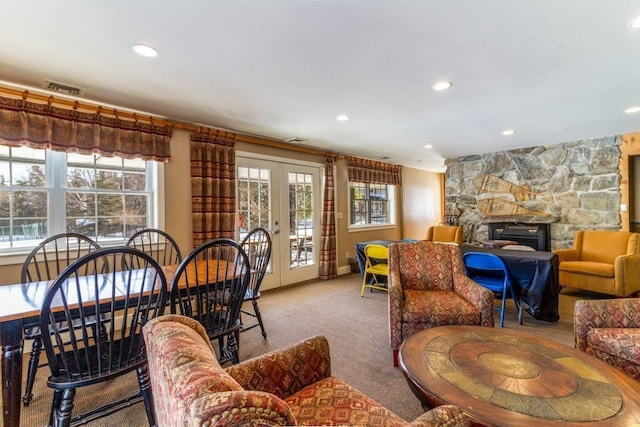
[225,335,331,399]
[614,254,640,296]
[187,390,295,427]
[453,273,495,327]
[553,248,580,263]
[388,264,404,350]
[574,298,640,351]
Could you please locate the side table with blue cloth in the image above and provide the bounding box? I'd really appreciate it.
[355,239,419,285]
[460,245,560,322]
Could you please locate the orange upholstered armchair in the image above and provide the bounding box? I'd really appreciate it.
[553,230,640,296]
[425,225,463,246]
[388,241,494,366]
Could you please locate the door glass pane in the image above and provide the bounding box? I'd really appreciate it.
[289,172,314,268]
[237,167,271,240]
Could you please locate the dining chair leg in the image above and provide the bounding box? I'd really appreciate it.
[360,273,368,297]
[137,364,156,427]
[252,300,267,338]
[23,337,42,406]
[232,330,241,364]
[48,389,62,427]
[54,388,76,427]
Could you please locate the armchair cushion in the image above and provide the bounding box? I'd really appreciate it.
[402,290,481,326]
[559,261,613,277]
[586,328,640,366]
[143,314,471,427]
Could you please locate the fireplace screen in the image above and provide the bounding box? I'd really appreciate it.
[487,222,550,251]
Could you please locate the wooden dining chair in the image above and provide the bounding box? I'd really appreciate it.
[170,238,251,365]
[239,227,272,338]
[38,247,168,427]
[125,228,182,267]
[20,232,102,407]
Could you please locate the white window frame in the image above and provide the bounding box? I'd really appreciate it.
[0,147,163,263]
[348,182,396,231]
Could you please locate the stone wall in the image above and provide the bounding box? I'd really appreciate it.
[444,136,622,250]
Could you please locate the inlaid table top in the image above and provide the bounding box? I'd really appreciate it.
[399,325,640,427]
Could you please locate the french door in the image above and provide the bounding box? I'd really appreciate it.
[237,155,321,289]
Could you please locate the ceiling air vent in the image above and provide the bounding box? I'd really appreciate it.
[42,79,86,97]
[285,137,307,143]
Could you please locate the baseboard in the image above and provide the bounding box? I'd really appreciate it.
[337,265,353,275]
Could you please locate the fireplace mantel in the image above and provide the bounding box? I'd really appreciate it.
[482,215,559,224]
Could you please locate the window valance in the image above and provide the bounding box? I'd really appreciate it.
[347,156,401,185]
[0,96,172,161]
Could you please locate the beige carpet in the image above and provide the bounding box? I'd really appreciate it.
[6,273,604,426]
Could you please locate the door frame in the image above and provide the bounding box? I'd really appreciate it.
[236,151,323,288]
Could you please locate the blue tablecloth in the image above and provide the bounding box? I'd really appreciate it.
[461,245,559,322]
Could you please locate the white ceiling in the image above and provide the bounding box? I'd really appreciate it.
[1,1,639,171]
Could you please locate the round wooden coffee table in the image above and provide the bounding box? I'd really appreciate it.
[399,325,640,426]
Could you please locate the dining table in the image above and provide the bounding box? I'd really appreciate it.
[0,260,233,427]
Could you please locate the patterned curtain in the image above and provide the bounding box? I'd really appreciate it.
[190,129,236,246]
[0,95,171,161]
[347,156,401,185]
[319,154,337,280]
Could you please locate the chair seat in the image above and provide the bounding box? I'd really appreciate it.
[366,264,389,276]
[466,275,504,294]
[402,290,481,325]
[49,336,145,388]
[244,289,260,301]
[559,261,614,278]
[285,376,409,426]
[586,328,640,366]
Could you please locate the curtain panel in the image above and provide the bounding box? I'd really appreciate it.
[347,156,401,185]
[190,129,237,246]
[0,96,172,161]
[319,154,337,280]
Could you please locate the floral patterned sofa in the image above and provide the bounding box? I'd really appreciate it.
[143,314,471,426]
[574,298,640,381]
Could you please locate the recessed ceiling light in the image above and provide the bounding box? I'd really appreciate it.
[131,44,159,58]
[424,144,433,149]
[336,114,350,121]
[432,81,453,91]
[628,17,640,29]
[502,129,516,136]
[624,106,640,114]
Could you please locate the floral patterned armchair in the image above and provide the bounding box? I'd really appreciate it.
[574,298,640,381]
[389,241,495,366]
[143,314,471,426]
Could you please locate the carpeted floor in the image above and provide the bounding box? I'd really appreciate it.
[8,273,605,426]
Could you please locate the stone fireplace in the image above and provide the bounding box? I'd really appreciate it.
[445,135,622,250]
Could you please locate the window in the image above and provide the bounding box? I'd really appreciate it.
[0,145,158,251]
[349,182,395,227]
